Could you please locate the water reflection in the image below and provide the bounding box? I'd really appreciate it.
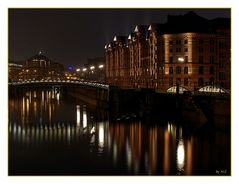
[83,106,87,129]
[98,123,104,153]
[177,138,185,173]
[76,105,80,127]
[9,89,230,175]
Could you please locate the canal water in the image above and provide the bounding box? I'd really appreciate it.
[9,89,230,175]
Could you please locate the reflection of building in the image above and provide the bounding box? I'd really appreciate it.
[18,52,65,81]
[105,12,230,91]
[9,62,23,82]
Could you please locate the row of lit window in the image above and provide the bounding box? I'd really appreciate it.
[169,40,188,45]
[169,77,215,87]
[168,66,215,75]
[169,47,215,54]
[169,39,216,45]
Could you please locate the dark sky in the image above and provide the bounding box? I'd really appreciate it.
[9,9,230,67]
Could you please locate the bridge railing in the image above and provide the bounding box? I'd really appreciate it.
[8,79,109,90]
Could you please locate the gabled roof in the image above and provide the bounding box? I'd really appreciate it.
[149,11,230,35]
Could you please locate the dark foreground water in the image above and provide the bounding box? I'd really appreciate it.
[9,89,230,175]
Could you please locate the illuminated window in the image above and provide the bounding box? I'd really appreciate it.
[176,78,181,84]
[199,56,204,64]
[210,66,215,75]
[219,72,225,80]
[219,60,224,68]
[184,56,188,63]
[176,66,181,74]
[210,47,215,53]
[210,56,215,64]
[169,77,173,86]
[209,77,215,85]
[210,39,215,45]
[169,57,173,63]
[176,40,181,44]
[184,78,188,86]
[169,67,173,74]
[184,67,188,74]
[199,66,204,74]
[199,40,204,44]
[198,78,204,87]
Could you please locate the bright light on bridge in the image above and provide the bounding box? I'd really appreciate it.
[9,80,109,90]
[99,64,104,69]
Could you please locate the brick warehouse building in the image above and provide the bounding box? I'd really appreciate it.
[105,12,230,91]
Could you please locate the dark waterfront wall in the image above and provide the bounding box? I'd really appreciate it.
[66,86,108,108]
[109,86,230,130]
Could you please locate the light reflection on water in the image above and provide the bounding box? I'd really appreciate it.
[9,89,230,175]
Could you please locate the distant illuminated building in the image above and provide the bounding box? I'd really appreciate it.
[9,62,23,82]
[18,52,65,81]
[105,12,230,91]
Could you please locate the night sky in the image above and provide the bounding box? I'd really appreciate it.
[9,9,230,67]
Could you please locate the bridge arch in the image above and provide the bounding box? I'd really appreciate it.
[166,86,191,94]
[198,85,229,94]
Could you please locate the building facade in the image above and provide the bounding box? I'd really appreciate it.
[18,52,65,81]
[9,62,23,82]
[105,12,230,91]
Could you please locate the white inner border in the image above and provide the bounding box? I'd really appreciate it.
[0,0,238,184]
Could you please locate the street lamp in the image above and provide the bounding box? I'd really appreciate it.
[99,64,104,69]
[76,68,80,72]
[90,66,95,70]
[178,57,184,62]
[83,68,87,72]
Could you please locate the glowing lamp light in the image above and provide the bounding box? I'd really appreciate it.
[76,68,80,72]
[90,66,95,70]
[99,65,104,69]
[67,65,73,71]
[178,57,184,62]
[82,68,87,72]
